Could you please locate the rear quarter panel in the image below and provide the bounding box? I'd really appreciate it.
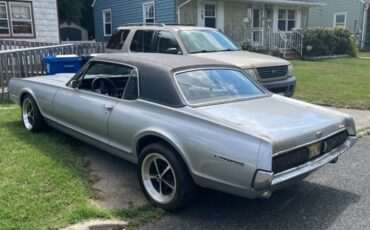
[109,100,263,193]
[8,78,59,120]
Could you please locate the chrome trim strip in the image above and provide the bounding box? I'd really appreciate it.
[273,128,348,157]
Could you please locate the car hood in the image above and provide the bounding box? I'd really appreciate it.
[192,51,291,69]
[192,95,352,153]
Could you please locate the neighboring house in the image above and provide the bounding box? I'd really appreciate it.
[0,0,60,43]
[308,0,370,49]
[92,0,325,55]
[60,21,89,41]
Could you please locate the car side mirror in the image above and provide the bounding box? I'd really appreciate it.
[166,47,179,54]
[70,80,80,89]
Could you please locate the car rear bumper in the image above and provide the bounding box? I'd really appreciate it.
[261,76,296,97]
[252,135,358,197]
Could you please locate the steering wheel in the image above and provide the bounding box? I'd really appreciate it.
[91,77,118,97]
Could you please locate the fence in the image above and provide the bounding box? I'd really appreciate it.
[0,42,106,100]
[0,40,58,51]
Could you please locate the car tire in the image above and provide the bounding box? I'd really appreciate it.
[138,142,198,211]
[21,95,46,132]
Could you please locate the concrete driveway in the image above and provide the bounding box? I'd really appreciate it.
[324,107,370,130]
[139,137,370,230]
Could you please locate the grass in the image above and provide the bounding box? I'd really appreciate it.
[292,57,370,110]
[0,105,164,229]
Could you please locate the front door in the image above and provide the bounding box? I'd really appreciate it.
[204,3,217,28]
[251,8,263,45]
[53,61,133,144]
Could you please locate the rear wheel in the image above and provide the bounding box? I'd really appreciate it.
[138,143,198,211]
[21,95,46,132]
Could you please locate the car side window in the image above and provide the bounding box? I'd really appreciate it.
[78,62,134,99]
[106,30,130,50]
[130,30,155,52]
[123,70,139,100]
[155,31,181,54]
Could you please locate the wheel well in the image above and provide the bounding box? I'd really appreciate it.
[136,135,175,156]
[20,92,30,104]
[136,135,194,180]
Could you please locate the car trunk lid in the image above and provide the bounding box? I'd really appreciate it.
[192,95,346,153]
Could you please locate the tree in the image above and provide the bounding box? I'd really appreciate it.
[58,0,95,38]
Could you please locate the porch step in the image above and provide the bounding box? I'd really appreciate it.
[282,49,301,60]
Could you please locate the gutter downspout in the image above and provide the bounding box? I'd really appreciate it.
[361,3,369,49]
[177,0,192,24]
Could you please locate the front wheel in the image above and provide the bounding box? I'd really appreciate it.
[138,143,198,211]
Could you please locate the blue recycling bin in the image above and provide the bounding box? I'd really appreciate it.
[42,55,82,75]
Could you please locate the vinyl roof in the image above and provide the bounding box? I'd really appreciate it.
[93,53,236,71]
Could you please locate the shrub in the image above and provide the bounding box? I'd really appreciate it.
[302,28,358,58]
[239,40,258,52]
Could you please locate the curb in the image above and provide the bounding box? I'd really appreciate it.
[60,219,127,230]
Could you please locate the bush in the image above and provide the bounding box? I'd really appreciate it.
[302,28,358,58]
[239,40,258,52]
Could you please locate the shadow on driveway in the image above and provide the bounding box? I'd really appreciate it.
[141,182,360,230]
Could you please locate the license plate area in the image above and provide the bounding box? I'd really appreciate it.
[308,142,321,159]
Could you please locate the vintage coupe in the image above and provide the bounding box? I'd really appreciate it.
[9,53,357,210]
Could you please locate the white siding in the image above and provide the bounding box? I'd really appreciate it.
[3,0,59,43]
[33,0,59,43]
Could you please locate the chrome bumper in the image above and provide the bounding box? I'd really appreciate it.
[253,136,358,192]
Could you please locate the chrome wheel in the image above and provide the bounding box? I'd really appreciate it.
[22,98,34,130]
[141,153,177,204]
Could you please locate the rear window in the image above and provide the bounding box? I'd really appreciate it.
[175,69,265,106]
[106,30,130,50]
[130,30,155,52]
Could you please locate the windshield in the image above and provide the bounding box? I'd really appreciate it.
[179,30,239,54]
[175,69,265,106]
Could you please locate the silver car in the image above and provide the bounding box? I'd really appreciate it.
[8,53,357,210]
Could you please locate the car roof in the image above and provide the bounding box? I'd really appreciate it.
[91,53,240,108]
[93,53,237,72]
[116,24,217,32]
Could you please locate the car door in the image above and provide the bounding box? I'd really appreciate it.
[108,67,140,155]
[53,61,130,144]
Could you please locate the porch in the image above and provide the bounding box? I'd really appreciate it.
[177,0,322,57]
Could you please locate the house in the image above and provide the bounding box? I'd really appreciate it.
[60,21,89,41]
[308,0,370,49]
[0,0,60,43]
[92,0,325,55]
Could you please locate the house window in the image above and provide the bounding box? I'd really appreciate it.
[143,2,155,23]
[0,2,9,36]
[9,2,33,36]
[0,1,35,37]
[334,12,346,29]
[278,9,296,31]
[204,4,216,28]
[103,9,112,36]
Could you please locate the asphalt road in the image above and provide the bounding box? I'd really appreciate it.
[140,137,370,230]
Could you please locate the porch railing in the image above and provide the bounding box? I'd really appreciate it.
[268,30,304,58]
[0,40,58,51]
[289,30,304,56]
[0,42,106,100]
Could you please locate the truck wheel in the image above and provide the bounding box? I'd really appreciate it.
[21,95,46,132]
[138,142,198,211]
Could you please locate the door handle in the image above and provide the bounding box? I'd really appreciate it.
[103,104,114,112]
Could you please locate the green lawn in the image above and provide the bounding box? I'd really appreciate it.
[0,106,163,229]
[292,57,370,110]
